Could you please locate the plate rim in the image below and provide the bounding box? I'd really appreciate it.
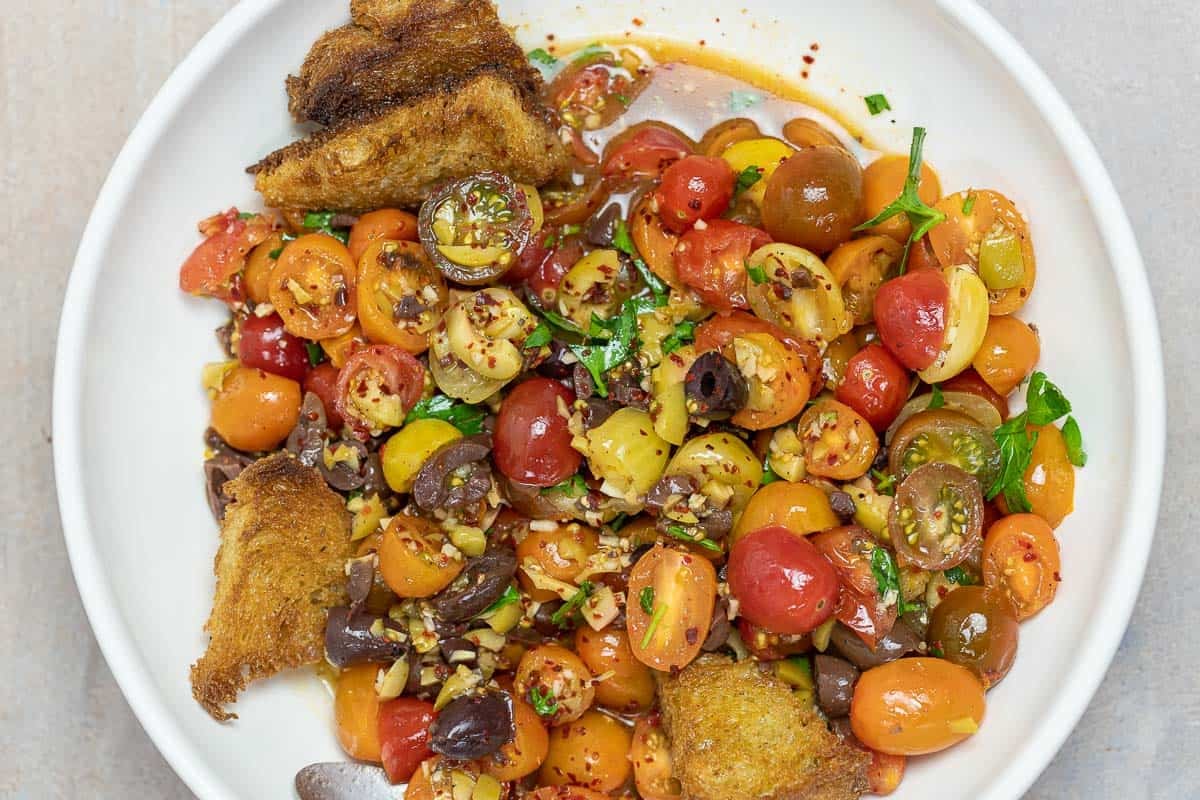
[52,1,1165,798]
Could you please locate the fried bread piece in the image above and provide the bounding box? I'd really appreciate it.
[350,0,468,36]
[190,453,351,721]
[657,655,870,800]
[251,67,570,213]
[286,0,534,125]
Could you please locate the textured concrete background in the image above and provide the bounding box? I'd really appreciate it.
[1,0,1195,797]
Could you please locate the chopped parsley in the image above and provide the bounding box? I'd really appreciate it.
[613,219,669,306]
[541,474,588,498]
[639,586,656,615]
[864,94,891,115]
[927,383,945,410]
[478,584,521,617]
[666,524,722,553]
[524,322,553,349]
[528,685,559,717]
[641,601,669,648]
[305,342,326,367]
[943,566,978,586]
[607,513,630,533]
[568,297,652,397]
[268,232,295,260]
[528,48,558,65]
[661,320,696,355]
[550,581,595,627]
[1062,416,1088,467]
[747,263,769,284]
[404,394,487,435]
[734,165,763,196]
[871,469,897,496]
[302,210,350,245]
[870,547,917,615]
[854,127,945,273]
[987,371,1081,512]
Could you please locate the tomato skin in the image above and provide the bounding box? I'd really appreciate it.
[942,368,1009,420]
[733,481,839,544]
[835,344,910,431]
[811,526,896,647]
[656,155,736,233]
[237,312,310,383]
[602,123,692,181]
[737,618,812,660]
[348,208,418,263]
[303,362,345,431]
[527,237,586,307]
[335,664,383,763]
[972,316,1040,396]
[874,270,949,371]
[335,345,425,439]
[674,220,772,313]
[626,545,718,671]
[727,526,840,635]
[851,658,986,756]
[270,233,359,340]
[377,697,436,784]
[762,147,864,254]
[179,209,274,302]
[866,751,906,795]
[1015,424,1075,528]
[495,378,582,487]
[210,366,302,452]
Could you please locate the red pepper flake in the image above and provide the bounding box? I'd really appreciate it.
[1023,552,1038,562]
[801,71,810,79]
[810,42,820,51]
[1053,571,1063,582]
[803,54,815,65]
[632,17,644,26]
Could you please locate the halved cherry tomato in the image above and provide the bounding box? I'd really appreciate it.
[733,481,839,543]
[630,194,684,288]
[888,409,1001,487]
[378,514,465,598]
[812,526,896,647]
[728,332,812,430]
[303,362,345,430]
[889,462,984,571]
[575,626,655,714]
[356,240,447,353]
[483,695,549,781]
[943,368,1009,420]
[627,545,717,671]
[655,155,736,234]
[377,697,435,784]
[867,751,906,796]
[514,644,595,726]
[528,236,586,307]
[826,235,904,326]
[550,51,646,131]
[348,208,419,263]
[179,209,275,303]
[727,526,839,635]
[335,663,383,763]
[874,269,948,371]
[862,155,942,243]
[1003,424,1075,528]
[516,522,599,603]
[210,366,301,452]
[630,715,681,800]
[699,118,762,157]
[541,176,609,227]
[795,398,880,480]
[418,171,532,285]
[972,316,1040,396]
[495,378,582,487]
[745,243,853,351]
[782,117,844,150]
[243,233,284,305]
[335,345,424,439]
[601,122,692,181]
[982,513,1061,620]
[270,233,358,339]
[237,312,310,382]
[835,344,910,431]
[851,658,985,756]
[528,787,612,800]
[694,310,823,393]
[320,322,368,369]
[674,219,771,313]
[737,619,813,660]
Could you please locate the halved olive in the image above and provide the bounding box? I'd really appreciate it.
[419,172,533,285]
[889,463,983,571]
[889,409,1001,488]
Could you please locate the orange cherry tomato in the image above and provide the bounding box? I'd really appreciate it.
[514,644,596,727]
[1013,424,1076,528]
[850,658,986,756]
[209,366,301,452]
[348,208,419,263]
[728,332,812,431]
[539,709,632,792]
[516,523,599,603]
[699,118,762,157]
[862,155,942,243]
[320,322,368,369]
[795,398,880,480]
[179,209,275,303]
[782,117,844,150]
[626,545,717,671]
[983,513,1062,619]
[377,515,465,598]
[972,316,1040,396]
[732,481,839,543]
[630,194,684,289]
[630,715,681,800]
[674,219,772,313]
[243,233,284,305]
[528,787,613,800]
[575,626,655,714]
[269,233,358,339]
[867,751,906,796]
[356,240,447,353]
[826,235,904,326]
[335,663,383,763]
[694,311,823,396]
[483,696,550,782]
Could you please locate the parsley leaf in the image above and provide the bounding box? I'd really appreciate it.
[639,586,655,615]
[747,263,769,284]
[613,219,668,306]
[551,581,595,627]
[927,384,945,410]
[870,547,916,615]
[568,298,646,397]
[1062,415,1088,467]
[305,342,326,367]
[528,48,558,65]
[536,308,588,337]
[528,686,559,717]
[987,371,1080,510]
[302,210,350,245]
[666,525,722,553]
[607,513,630,532]
[237,211,257,220]
[524,322,553,349]
[404,394,487,435]
[853,127,944,273]
[1024,371,1072,426]
[541,474,588,498]
[943,567,978,586]
[864,94,891,115]
[734,165,763,196]
[962,193,977,216]
[479,584,521,616]
[661,320,696,355]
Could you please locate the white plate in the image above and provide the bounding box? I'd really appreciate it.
[53,1,1164,798]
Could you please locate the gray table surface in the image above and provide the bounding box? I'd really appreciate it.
[2,0,1196,797]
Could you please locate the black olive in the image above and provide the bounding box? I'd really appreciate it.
[287,393,327,468]
[829,490,857,521]
[319,439,372,492]
[429,548,518,622]
[412,435,493,511]
[532,601,565,636]
[685,351,748,419]
[585,202,623,247]
[202,431,253,521]
[813,654,859,718]
[701,596,732,652]
[439,637,479,664]
[429,692,515,760]
[323,607,407,668]
[830,620,922,670]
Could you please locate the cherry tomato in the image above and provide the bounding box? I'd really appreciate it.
[942,368,1009,420]
[550,53,645,131]
[630,715,681,800]
[528,237,586,307]
[762,146,864,254]
[418,172,532,285]
[874,269,949,371]
[862,155,942,243]
[826,235,904,326]
[812,526,896,647]
[320,322,368,369]
[694,310,823,393]
[674,219,772,313]
[737,618,813,660]
[483,695,550,781]
[335,663,383,763]
[851,658,985,756]
[514,644,596,727]
[348,208,419,263]
[795,399,880,480]
[335,345,424,439]
[836,344,910,431]
[626,545,717,671]
[888,409,1002,488]
[927,586,1020,688]
[782,117,844,150]
[655,155,736,234]
[495,378,582,487]
[179,209,274,303]
[972,316,1040,396]
[727,526,839,635]
[982,513,1061,620]
[630,194,684,288]
[210,366,301,452]
[889,463,984,571]
[575,626,655,714]
[539,709,632,792]
[601,122,692,181]
[727,332,812,431]
[733,481,839,544]
[516,523,599,603]
[541,176,609,227]
[867,751,906,796]
[505,232,551,286]
[1005,424,1075,528]
[237,312,310,382]
[269,233,358,339]
[528,787,612,800]
[699,118,762,157]
[243,233,284,305]
[378,514,465,598]
[303,362,345,431]
[377,697,435,784]
[356,240,447,353]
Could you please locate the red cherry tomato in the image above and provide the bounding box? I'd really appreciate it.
[528,237,586,307]
[178,208,274,303]
[335,345,425,440]
[873,269,949,371]
[303,362,345,431]
[377,697,436,784]
[811,526,897,648]
[835,344,910,431]
[494,378,582,487]
[727,526,839,635]
[655,155,736,234]
[674,220,772,313]
[237,312,310,383]
[602,123,693,181]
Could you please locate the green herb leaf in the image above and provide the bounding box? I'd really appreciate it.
[607,513,629,533]
[302,210,350,245]
[551,581,595,627]
[537,308,588,337]
[734,165,763,196]
[871,469,897,496]
[524,322,553,349]
[541,474,588,498]
[238,211,257,220]
[864,94,891,115]
[268,246,284,260]
[927,384,945,410]
[1062,416,1088,467]
[943,567,978,586]
[641,601,669,648]
[987,371,1079,508]
[853,127,944,274]
[639,586,655,615]
[1024,371,1072,426]
[761,462,780,485]
[404,394,487,435]
[528,685,559,717]
[528,48,558,66]
[661,320,696,355]
[747,263,769,285]
[870,547,916,615]
[962,193,977,216]
[479,584,521,617]
[729,90,763,113]
[305,342,326,367]
[568,298,645,396]
[666,525,722,553]
[613,219,669,306]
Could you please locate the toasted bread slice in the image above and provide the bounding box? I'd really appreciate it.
[657,656,870,800]
[350,0,468,36]
[251,68,570,213]
[190,453,351,721]
[287,0,534,125]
